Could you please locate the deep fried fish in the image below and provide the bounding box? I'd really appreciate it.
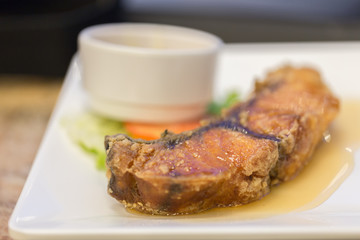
[105,66,339,215]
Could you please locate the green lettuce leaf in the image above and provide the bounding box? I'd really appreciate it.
[62,112,127,170]
[207,90,241,116]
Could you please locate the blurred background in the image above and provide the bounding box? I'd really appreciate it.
[1,0,360,76]
[1,1,360,239]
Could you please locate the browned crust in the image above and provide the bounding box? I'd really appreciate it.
[105,66,339,215]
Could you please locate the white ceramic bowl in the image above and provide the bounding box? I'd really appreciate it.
[78,23,223,123]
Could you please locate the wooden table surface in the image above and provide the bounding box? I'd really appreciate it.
[0,76,62,240]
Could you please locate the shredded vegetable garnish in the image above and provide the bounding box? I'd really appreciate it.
[62,112,128,170]
[207,91,241,116]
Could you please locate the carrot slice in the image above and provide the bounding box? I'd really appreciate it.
[124,120,201,141]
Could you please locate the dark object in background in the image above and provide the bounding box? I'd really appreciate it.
[0,0,123,76]
[2,0,360,77]
[125,0,360,43]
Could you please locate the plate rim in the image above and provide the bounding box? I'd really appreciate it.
[8,43,360,239]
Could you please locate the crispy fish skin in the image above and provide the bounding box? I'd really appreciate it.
[106,129,278,215]
[231,67,340,183]
[105,66,339,215]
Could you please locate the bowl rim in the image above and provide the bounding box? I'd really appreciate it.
[78,22,223,56]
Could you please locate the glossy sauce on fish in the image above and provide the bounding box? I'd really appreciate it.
[106,66,341,216]
[126,100,359,220]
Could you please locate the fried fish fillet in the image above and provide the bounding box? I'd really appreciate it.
[105,66,339,215]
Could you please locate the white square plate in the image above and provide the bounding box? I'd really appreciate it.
[9,42,360,239]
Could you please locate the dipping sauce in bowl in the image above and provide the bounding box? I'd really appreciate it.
[78,23,223,123]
